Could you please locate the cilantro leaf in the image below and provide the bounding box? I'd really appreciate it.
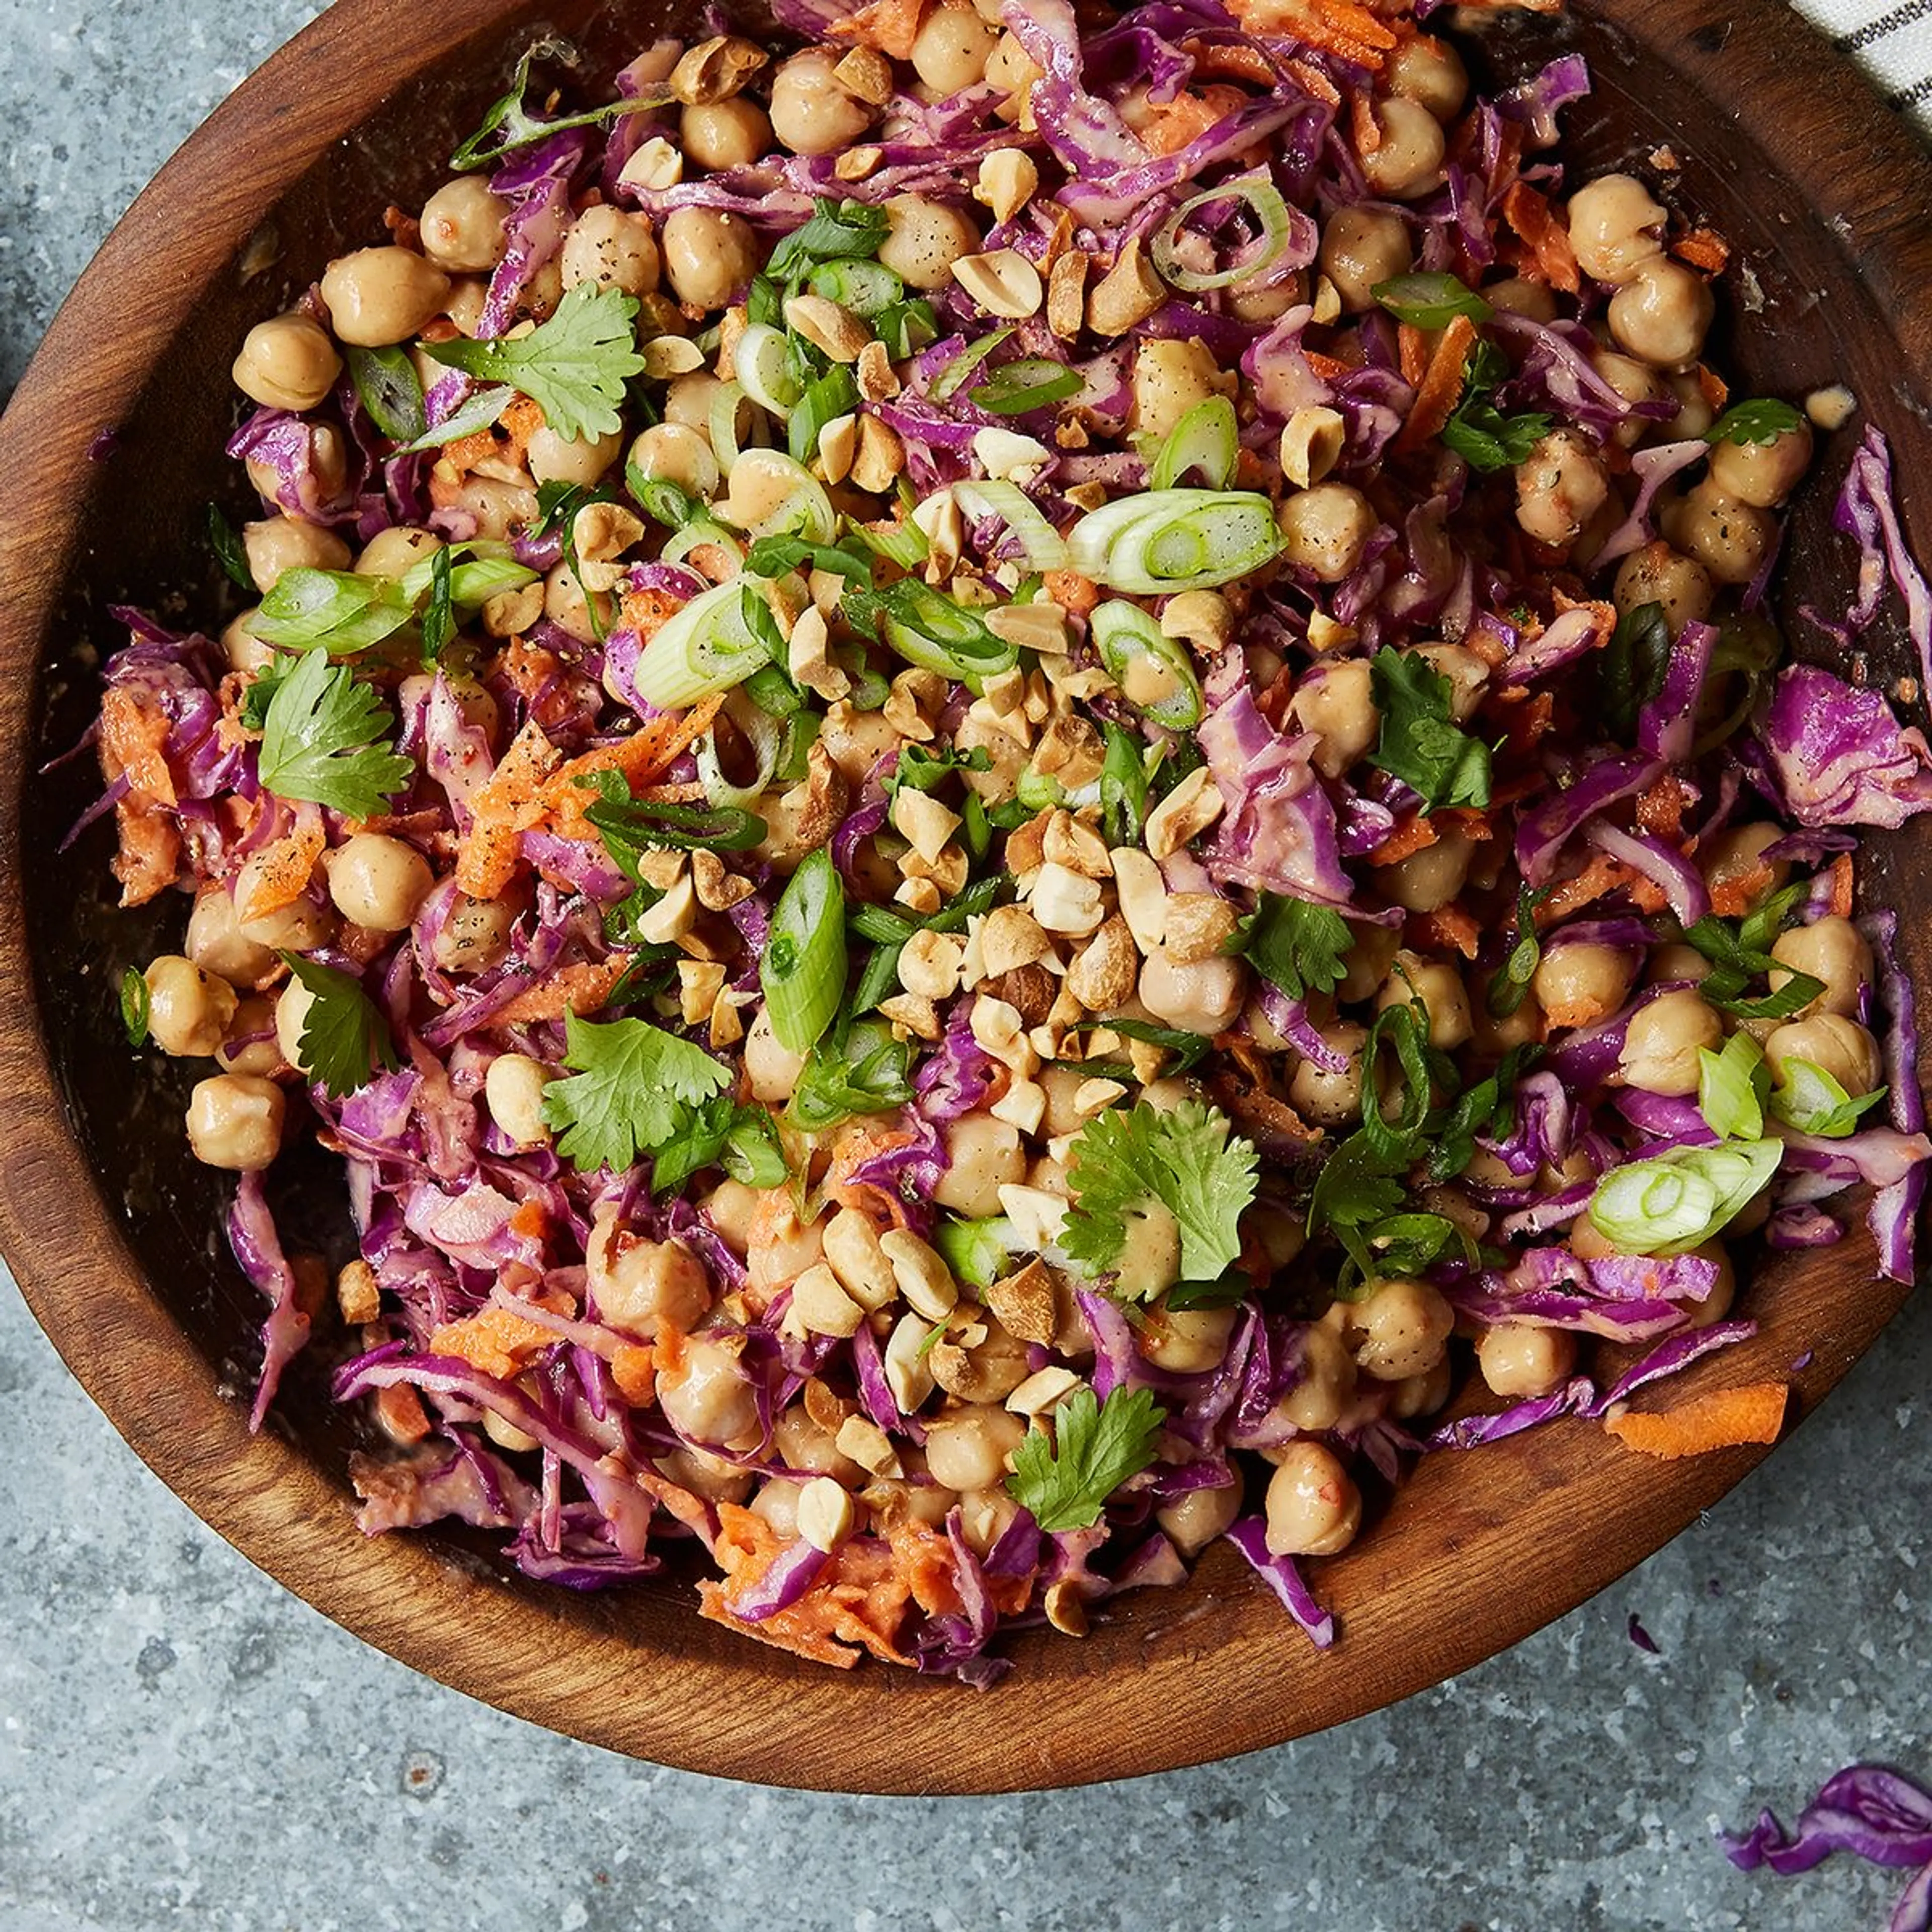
[1706,398,1805,447]
[882,741,991,799]
[1367,648,1493,809]
[257,647,414,818]
[1436,337,1551,472]
[1235,894,1351,1003]
[208,504,254,591]
[422,284,648,442]
[280,953,400,1098]
[1061,1100,1259,1289]
[540,1012,733,1175]
[1005,1385,1165,1533]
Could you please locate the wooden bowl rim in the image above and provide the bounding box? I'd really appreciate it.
[0,0,1927,1794]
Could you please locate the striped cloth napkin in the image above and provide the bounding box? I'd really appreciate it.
[1790,0,1932,127]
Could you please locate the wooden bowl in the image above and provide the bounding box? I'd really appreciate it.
[1,0,1926,1795]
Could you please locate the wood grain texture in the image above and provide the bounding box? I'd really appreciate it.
[0,0,1928,1795]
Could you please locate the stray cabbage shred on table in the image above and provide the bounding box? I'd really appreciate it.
[84,0,1932,1681]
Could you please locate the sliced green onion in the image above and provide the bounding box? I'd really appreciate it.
[697,697,783,811]
[788,364,859,466]
[1697,1030,1769,1142]
[970,358,1083,417]
[1066,490,1282,594]
[935,1216,1022,1288]
[1586,1141,1784,1256]
[762,849,848,1058]
[583,787,768,853]
[344,345,426,444]
[120,967,150,1046]
[859,579,1017,684]
[1089,599,1203,730]
[1768,1058,1889,1138]
[627,578,773,708]
[951,478,1070,572]
[733,323,802,419]
[931,327,1013,402]
[722,450,837,543]
[707,380,763,470]
[631,476,702,528]
[808,258,905,317]
[396,383,515,454]
[1371,271,1495,329]
[848,517,929,571]
[658,515,745,573]
[1150,180,1296,293]
[1151,396,1240,491]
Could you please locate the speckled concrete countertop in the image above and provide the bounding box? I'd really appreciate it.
[2,5,1928,1927]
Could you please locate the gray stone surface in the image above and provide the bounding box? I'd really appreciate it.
[1,4,1927,1927]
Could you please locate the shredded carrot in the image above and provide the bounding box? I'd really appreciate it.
[1534,851,1638,926]
[1824,852,1855,918]
[508,1199,548,1241]
[1606,1381,1788,1459]
[1501,181,1580,294]
[491,957,636,1028]
[1671,227,1731,273]
[1138,86,1246,156]
[1043,570,1100,616]
[824,1121,923,1228]
[1636,775,1692,842]
[1396,322,1429,388]
[827,0,924,60]
[237,812,326,923]
[617,583,687,639]
[1410,904,1482,960]
[1186,37,1279,88]
[1349,84,1382,158]
[452,719,560,898]
[112,798,182,907]
[1225,0,1396,68]
[1368,814,1438,867]
[1396,313,1479,454]
[610,1344,657,1406]
[1282,55,1341,107]
[439,393,543,481]
[429,1302,565,1380]
[1709,862,1777,919]
[373,1381,433,1445]
[1303,349,1357,382]
[100,686,179,805]
[537,694,723,838]
[1697,363,1730,413]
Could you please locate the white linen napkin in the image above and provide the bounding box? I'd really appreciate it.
[1790,0,1932,127]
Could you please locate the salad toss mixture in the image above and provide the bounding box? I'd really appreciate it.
[90,0,1932,1678]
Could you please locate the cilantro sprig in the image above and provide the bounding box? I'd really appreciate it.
[1438,339,1551,473]
[422,284,648,442]
[1367,647,1493,809]
[1706,398,1805,447]
[1232,894,1351,1004]
[280,954,400,1098]
[257,648,414,818]
[1061,1100,1259,1290]
[1006,1385,1166,1533]
[540,1012,734,1176]
[449,40,657,171]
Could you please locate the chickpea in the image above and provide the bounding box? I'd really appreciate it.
[658,1445,754,1504]
[559,204,661,297]
[877,194,985,291]
[242,515,351,594]
[1264,1442,1361,1558]
[1477,1323,1577,1399]
[1649,941,1712,987]
[1763,1013,1883,1098]
[188,883,276,987]
[326,833,433,932]
[432,891,518,975]
[216,995,280,1078]
[627,422,720,505]
[681,98,773,172]
[1279,482,1378,582]
[1613,541,1715,638]
[1319,206,1412,313]
[1386,33,1468,119]
[273,977,319,1079]
[1594,349,1672,449]
[543,561,613,645]
[924,1405,1027,1492]
[1565,173,1666,285]
[665,371,727,431]
[913,1,999,92]
[1674,478,1777,587]
[1412,642,1489,722]
[1769,916,1872,1020]
[1278,1321,1358,1431]
[1377,955,1472,1050]
[819,700,902,785]
[1471,990,1544,1058]
[440,475,538,541]
[1570,1212,1623,1260]
[485,1052,552,1150]
[958,1487,1023,1559]
[1130,338,1231,443]
[1699,821,1789,903]
[1362,96,1445,199]
[933,1112,1026,1216]
[746,1192,828,1301]
[1287,1020,1367,1128]
[1156,1480,1244,1558]
[1288,659,1378,779]
[1342,1276,1455,1382]
[1140,950,1247,1037]
[319,247,451,347]
[661,206,761,309]
[741,1006,806,1104]
[354,526,441,578]
[1617,987,1723,1094]
[1140,1301,1238,1374]
[1607,258,1714,370]
[143,954,238,1058]
[221,611,273,676]
[1681,1239,1738,1329]
[1706,419,1812,509]
[237,891,336,953]
[750,1477,804,1537]
[526,423,624,488]
[983,31,1043,120]
[1664,370,1717,439]
[1515,428,1611,548]
[419,177,510,273]
[772,1410,866,1484]
[1380,826,1475,914]
[1336,922,1401,1004]
[1533,940,1637,1030]
[770,49,875,156]
[588,1212,711,1339]
[1386,1354,1454,1420]
[232,312,343,413]
[1482,275,1559,323]
[186,1074,285,1171]
[701,1177,761,1254]
[657,1335,763,1450]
